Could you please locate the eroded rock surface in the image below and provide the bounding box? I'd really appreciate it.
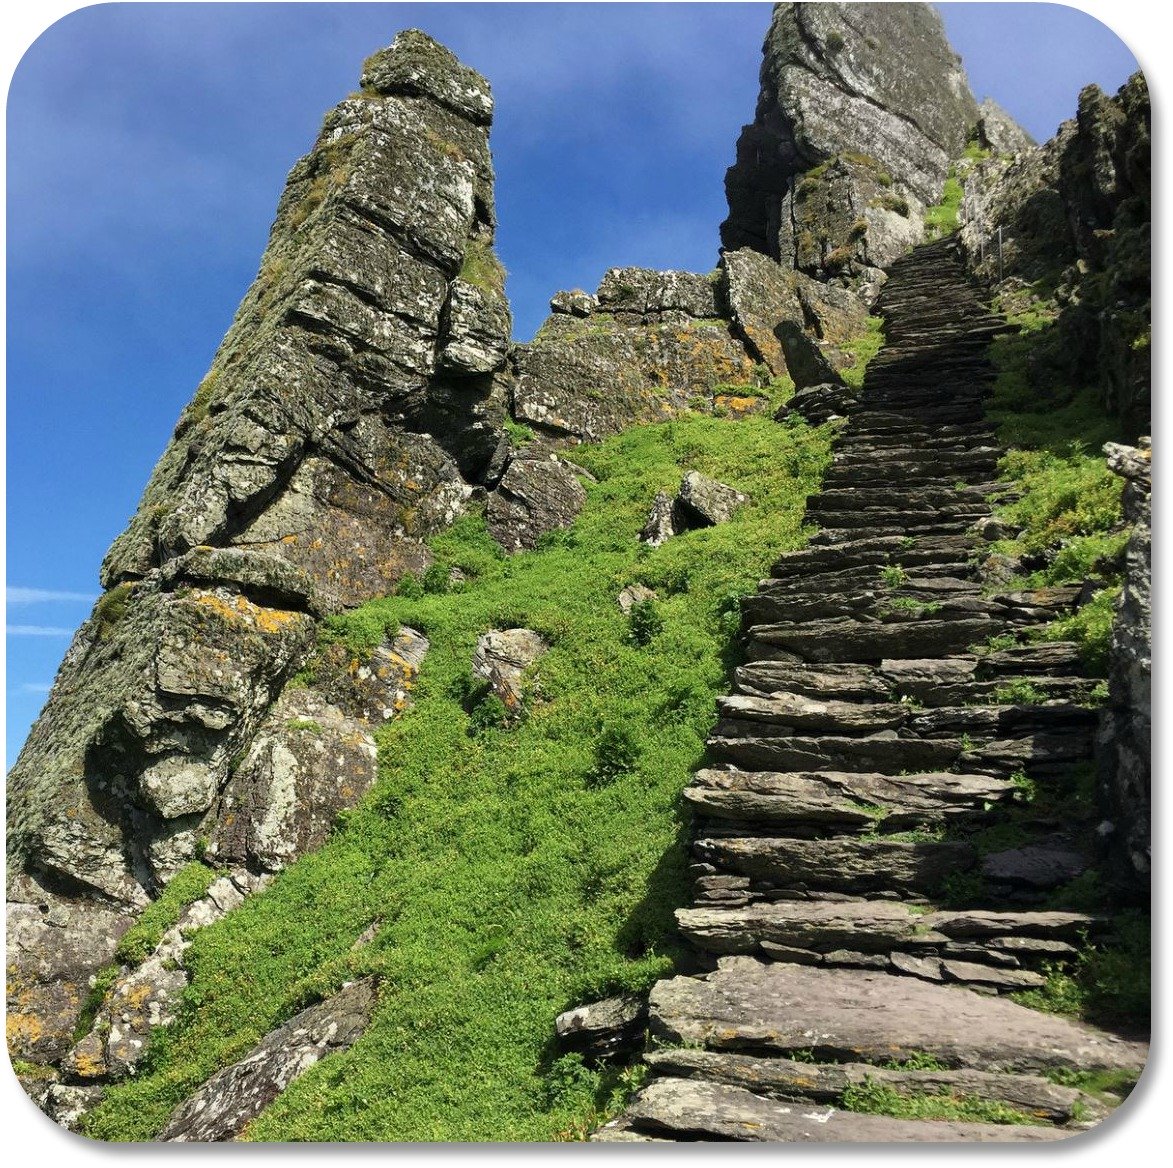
[721,2,992,291]
[514,268,757,442]
[159,978,378,1141]
[6,27,485,1077]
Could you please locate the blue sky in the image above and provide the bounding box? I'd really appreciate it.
[4,3,1144,766]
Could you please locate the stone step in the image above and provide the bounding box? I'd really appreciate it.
[746,615,1003,663]
[694,835,977,897]
[685,768,1015,831]
[615,1077,1067,1142]
[707,730,963,774]
[711,695,1094,744]
[676,902,1101,960]
[768,535,979,578]
[734,654,1093,704]
[641,1048,1098,1126]
[648,959,1148,1074]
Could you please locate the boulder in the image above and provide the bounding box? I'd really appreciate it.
[160,978,378,1141]
[677,471,748,527]
[485,452,587,551]
[618,583,657,614]
[549,289,596,317]
[776,382,858,424]
[310,625,429,725]
[472,628,549,712]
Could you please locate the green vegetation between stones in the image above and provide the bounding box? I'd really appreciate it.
[114,862,219,967]
[81,409,834,1143]
[459,239,508,296]
[839,317,885,390]
[985,300,1132,674]
[841,1077,1038,1126]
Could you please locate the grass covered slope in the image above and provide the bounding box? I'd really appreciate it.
[82,409,835,1142]
[984,298,1133,672]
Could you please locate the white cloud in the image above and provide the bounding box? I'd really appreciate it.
[6,625,76,636]
[7,587,96,604]
[19,682,53,694]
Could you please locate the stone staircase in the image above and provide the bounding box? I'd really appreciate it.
[595,237,1147,1142]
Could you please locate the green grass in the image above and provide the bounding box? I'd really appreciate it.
[459,239,508,296]
[841,1077,1038,1126]
[503,418,537,447]
[81,410,834,1143]
[924,141,991,241]
[1010,911,1149,1029]
[839,317,885,390]
[984,302,1133,674]
[115,862,218,966]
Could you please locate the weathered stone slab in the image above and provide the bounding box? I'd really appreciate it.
[644,1048,1091,1123]
[160,978,377,1141]
[623,1077,1065,1142]
[694,836,975,897]
[649,960,1147,1073]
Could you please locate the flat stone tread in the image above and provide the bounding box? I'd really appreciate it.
[643,1048,1092,1121]
[622,1077,1068,1142]
[649,960,1148,1074]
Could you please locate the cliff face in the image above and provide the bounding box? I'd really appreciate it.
[8,30,510,1066]
[722,2,983,293]
[960,73,1151,436]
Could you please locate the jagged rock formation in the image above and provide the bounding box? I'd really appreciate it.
[514,268,758,442]
[5,30,500,1082]
[722,3,984,293]
[599,238,1147,1142]
[959,73,1151,434]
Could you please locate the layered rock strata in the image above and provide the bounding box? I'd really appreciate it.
[959,73,1150,433]
[7,30,494,1089]
[722,3,984,292]
[598,237,1147,1142]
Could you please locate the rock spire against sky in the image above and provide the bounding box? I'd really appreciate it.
[5,3,1144,765]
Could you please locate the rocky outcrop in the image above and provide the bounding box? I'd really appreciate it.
[6,28,481,1080]
[159,978,378,1141]
[514,269,757,443]
[722,3,986,291]
[959,73,1150,434]
[604,238,1146,1142]
[101,29,511,608]
[1099,439,1151,885]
